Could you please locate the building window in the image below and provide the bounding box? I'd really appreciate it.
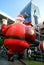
[34,10,38,25]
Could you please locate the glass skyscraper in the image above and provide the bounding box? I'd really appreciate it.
[20,1,40,25]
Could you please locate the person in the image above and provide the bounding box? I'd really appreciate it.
[34,47,37,60]
[28,48,32,59]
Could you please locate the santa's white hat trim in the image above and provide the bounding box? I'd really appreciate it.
[16,17,25,21]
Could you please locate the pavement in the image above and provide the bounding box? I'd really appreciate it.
[0,56,24,65]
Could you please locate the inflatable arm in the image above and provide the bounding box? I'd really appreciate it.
[2,19,9,34]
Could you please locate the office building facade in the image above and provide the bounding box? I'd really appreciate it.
[21,1,40,26]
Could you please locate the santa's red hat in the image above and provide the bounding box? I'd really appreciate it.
[16,14,25,21]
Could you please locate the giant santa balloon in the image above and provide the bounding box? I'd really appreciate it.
[2,14,36,61]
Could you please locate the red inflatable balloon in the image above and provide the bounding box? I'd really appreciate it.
[39,41,44,53]
[2,23,30,55]
[2,22,36,55]
[2,18,36,61]
[25,26,36,43]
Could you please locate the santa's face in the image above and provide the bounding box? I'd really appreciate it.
[15,19,24,24]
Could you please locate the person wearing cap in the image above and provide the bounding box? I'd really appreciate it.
[28,48,32,59]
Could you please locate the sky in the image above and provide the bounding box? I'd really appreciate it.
[0,0,44,21]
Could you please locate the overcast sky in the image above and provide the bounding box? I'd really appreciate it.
[0,0,44,21]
